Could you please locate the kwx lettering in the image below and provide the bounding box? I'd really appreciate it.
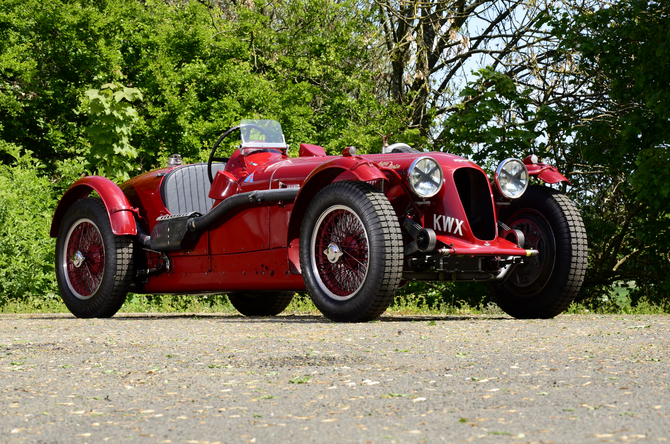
[433,214,464,236]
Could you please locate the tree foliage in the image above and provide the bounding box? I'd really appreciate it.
[442,66,541,163]
[548,0,670,302]
[373,0,562,148]
[83,83,143,182]
[0,0,387,174]
[0,148,57,303]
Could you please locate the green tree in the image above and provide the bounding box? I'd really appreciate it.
[0,147,57,303]
[83,83,143,182]
[549,0,670,302]
[0,0,130,166]
[442,67,541,163]
[0,0,388,172]
[557,0,670,207]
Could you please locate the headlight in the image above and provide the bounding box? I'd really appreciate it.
[408,157,443,198]
[495,158,529,199]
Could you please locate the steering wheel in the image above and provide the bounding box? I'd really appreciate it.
[207,126,239,184]
[207,124,272,183]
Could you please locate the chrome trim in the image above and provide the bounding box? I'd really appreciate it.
[494,158,529,199]
[407,156,444,198]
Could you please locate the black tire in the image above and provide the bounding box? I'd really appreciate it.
[389,145,420,154]
[299,181,403,322]
[490,185,587,318]
[55,198,134,318]
[228,291,295,316]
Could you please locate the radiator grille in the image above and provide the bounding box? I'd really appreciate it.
[453,168,496,241]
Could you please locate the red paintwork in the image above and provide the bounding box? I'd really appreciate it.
[119,168,172,227]
[144,248,305,294]
[435,235,529,256]
[119,167,212,257]
[527,164,572,185]
[523,156,572,185]
[209,205,270,254]
[299,143,326,157]
[52,137,571,295]
[278,155,390,273]
[50,176,138,237]
[209,171,239,202]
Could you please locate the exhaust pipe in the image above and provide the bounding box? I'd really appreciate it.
[188,188,299,232]
[147,188,299,251]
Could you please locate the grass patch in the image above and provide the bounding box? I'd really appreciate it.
[119,293,323,315]
[118,294,236,314]
[0,295,69,314]
[565,296,670,315]
[387,292,506,316]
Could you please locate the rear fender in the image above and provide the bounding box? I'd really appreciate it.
[286,157,387,274]
[50,176,138,237]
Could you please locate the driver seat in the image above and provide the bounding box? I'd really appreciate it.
[161,163,226,215]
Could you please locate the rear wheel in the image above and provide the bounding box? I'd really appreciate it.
[55,198,133,318]
[228,291,294,316]
[490,186,587,318]
[299,181,403,322]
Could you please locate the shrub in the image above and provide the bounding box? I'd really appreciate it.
[0,147,58,305]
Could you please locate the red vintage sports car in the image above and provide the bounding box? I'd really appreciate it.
[51,119,587,322]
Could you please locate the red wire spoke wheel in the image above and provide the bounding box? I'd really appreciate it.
[300,181,402,322]
[55,198,133,318]
[311,205,370,301]
[63,219,105,299]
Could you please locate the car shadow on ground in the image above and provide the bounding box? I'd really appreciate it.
[1,313,510,322]
[119,314,510,323]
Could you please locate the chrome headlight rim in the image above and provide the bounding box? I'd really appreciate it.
[408,156,444,199]
[495,158,529,199]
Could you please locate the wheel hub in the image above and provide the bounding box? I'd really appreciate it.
[503,212,556,297]
[511,219,546,287]
[311,205,370,301]
[71,251,85,268]
[63,219,105,300]
[324,243,344,264]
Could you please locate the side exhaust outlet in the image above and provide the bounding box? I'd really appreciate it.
[403,217,437,256]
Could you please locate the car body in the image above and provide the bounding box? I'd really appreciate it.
[51,120,587,321]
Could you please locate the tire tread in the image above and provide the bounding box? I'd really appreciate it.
[56,198,133,318]
[300,181,403,322]
[493,186,587,319]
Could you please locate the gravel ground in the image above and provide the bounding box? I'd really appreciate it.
[1,313,669,444]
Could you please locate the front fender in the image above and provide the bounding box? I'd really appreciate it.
[50,176,138,237]
[526,163,572,186]
[303,156,388,185]
[286,156,388,274]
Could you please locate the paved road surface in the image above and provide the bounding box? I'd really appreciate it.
[1,313,669,443]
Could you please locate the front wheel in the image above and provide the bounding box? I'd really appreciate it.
[299,181,403,322]
[55,198,134,318]
[228,291,294,316]
[490,186,587,318]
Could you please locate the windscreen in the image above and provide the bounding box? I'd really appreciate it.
[240,119,287,149]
